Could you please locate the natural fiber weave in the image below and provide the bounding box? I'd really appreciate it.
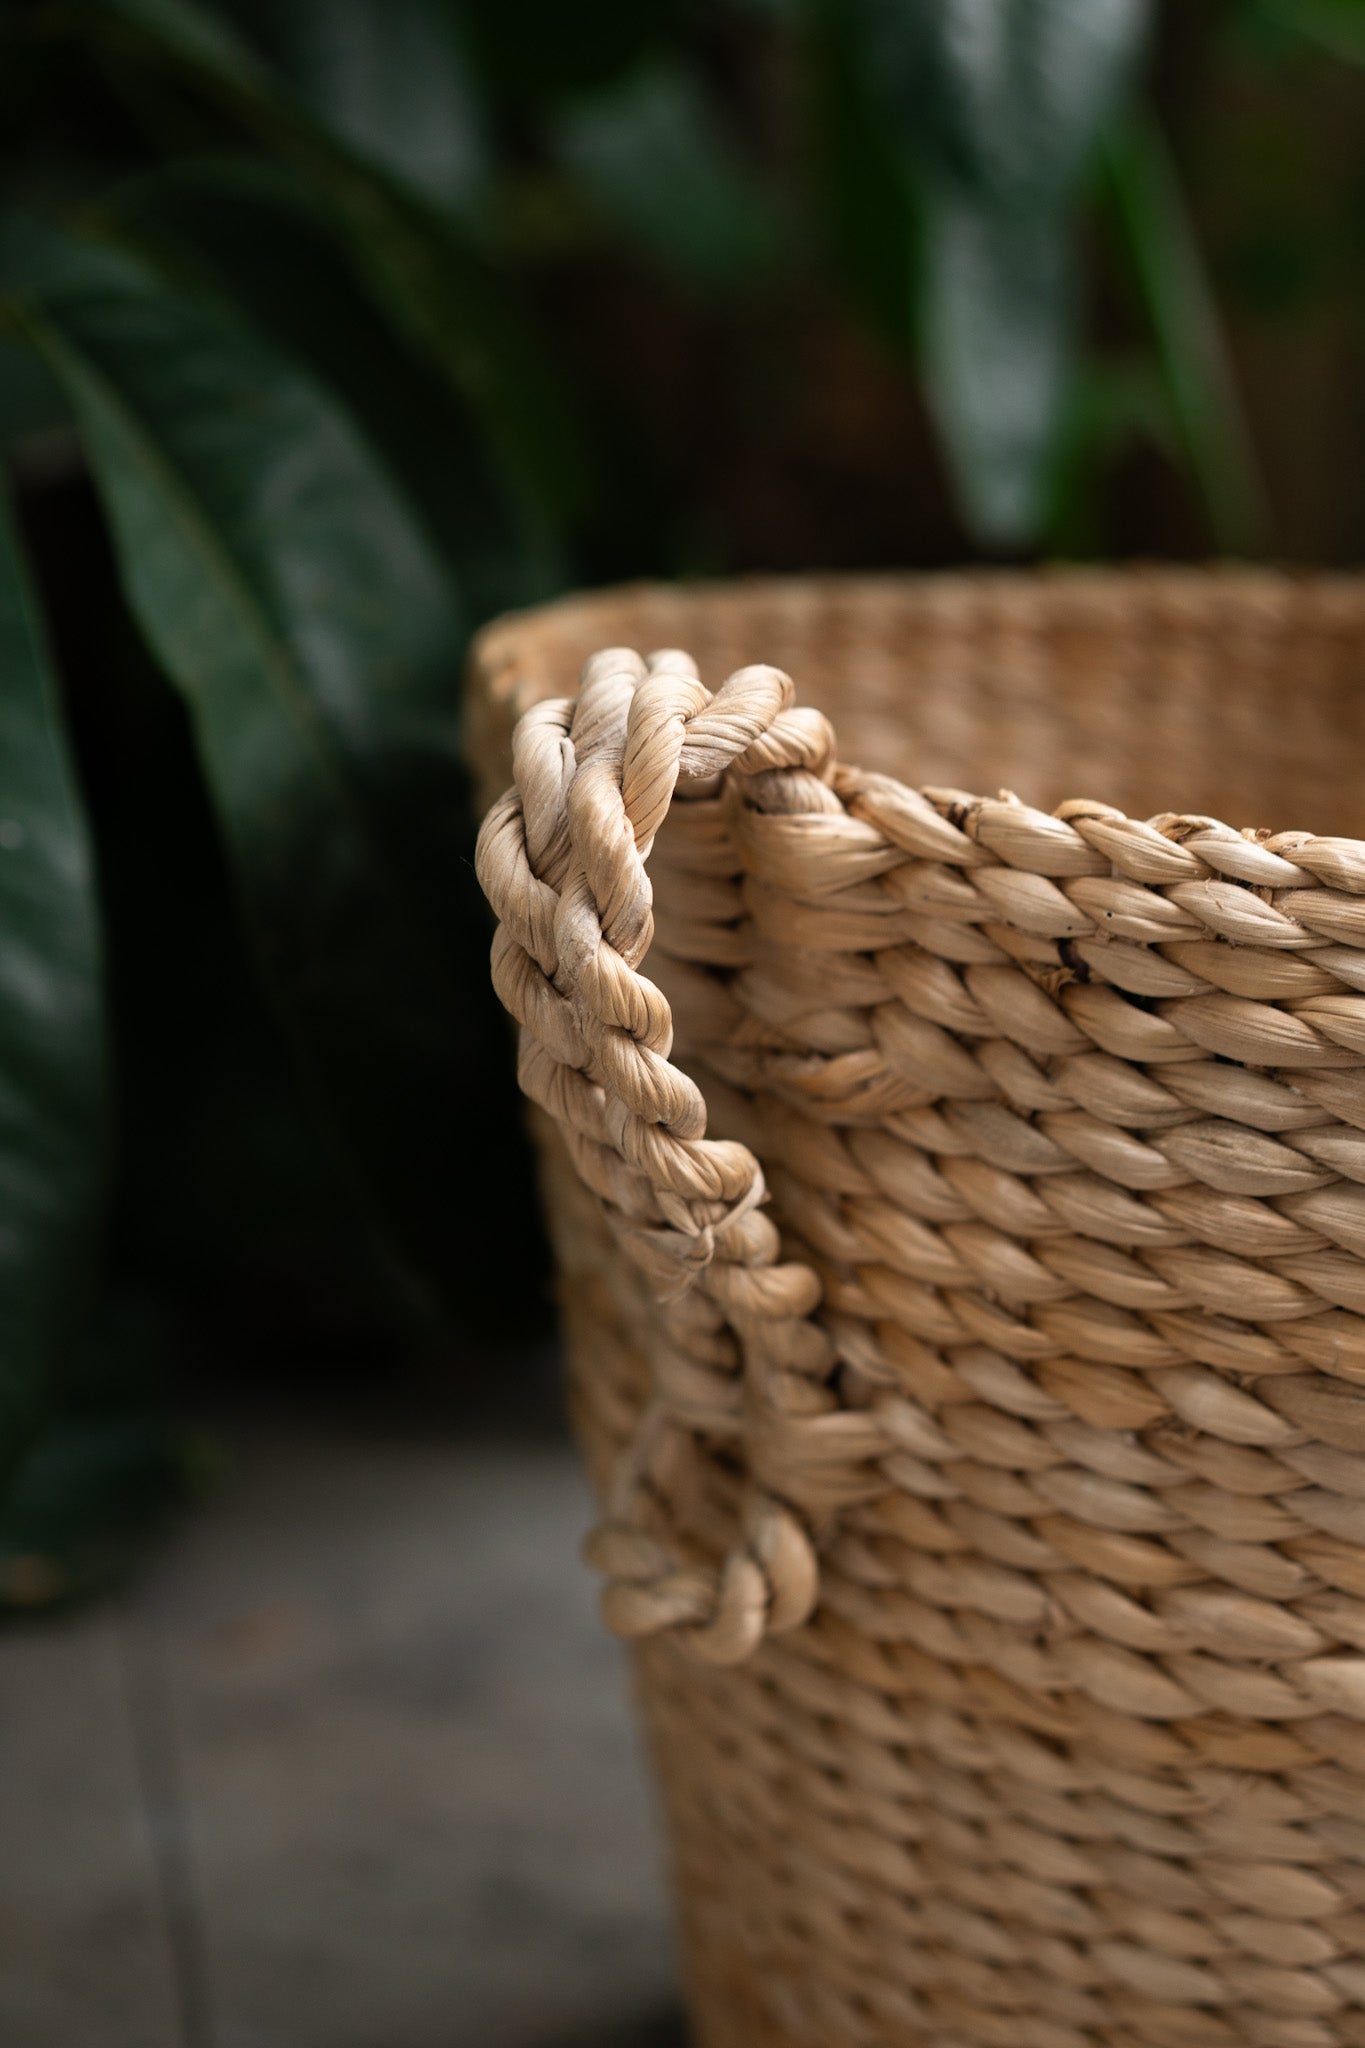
[471,570,1365,2048]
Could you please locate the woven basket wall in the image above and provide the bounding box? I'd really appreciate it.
[471,570,1365,2048]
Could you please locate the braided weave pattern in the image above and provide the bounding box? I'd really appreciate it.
[470,573,1365,2045]
[477,645,855,1660]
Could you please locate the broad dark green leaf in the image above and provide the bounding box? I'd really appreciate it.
[0,338,69,449]
[875,0,1152,207]
[104,152,544,610]
[1249,0,1365,65]
[919,186,1075,545]
[225,0,490,218]
[853,0,1151,547]
[0,220,490,1315]
[0,481,107,1475]
[553,62,786,296]
[1103,113,1272,554]
[77,0,590,535]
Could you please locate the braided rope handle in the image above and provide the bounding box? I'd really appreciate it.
[476,646,852,1662]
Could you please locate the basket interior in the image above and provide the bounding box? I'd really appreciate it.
[472,569,1365,840]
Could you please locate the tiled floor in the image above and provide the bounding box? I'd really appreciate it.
[0,1426,682,2048]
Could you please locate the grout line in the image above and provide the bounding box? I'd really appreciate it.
[116,1607,216,2048]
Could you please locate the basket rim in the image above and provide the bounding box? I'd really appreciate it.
[469,564,1365,862]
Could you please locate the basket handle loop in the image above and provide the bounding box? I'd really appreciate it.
[476,646,841,1663]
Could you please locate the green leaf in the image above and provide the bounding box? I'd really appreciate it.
[228,0,491,219]
[103,152,542,609]
[0,338,70,449]
[889,0,1153,206]
[1248,0,1365,65]
[552,61,785,296]
[0,479,108,1474]
[919,185,1075,546]
[76,0,590,536]
[0,218,489,1317]
[853,0,1152,547]
[1103,112,1273,554]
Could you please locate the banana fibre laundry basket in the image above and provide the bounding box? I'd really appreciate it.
[471,570,1365,2048]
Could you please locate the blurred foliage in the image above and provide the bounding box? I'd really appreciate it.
[0,0,1361,1599]
[0,484,106,1481]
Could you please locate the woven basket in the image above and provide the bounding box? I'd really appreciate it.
[471,570,1365,2048]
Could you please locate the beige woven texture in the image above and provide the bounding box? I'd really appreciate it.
[471,571,1365,2048]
